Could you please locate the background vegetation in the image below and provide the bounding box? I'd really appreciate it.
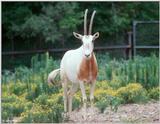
[2,2,159,123]
[2,2,159,69]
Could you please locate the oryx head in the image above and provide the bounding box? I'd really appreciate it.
[73,9,99,59]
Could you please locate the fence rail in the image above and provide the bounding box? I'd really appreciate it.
[135,46,159,49]
[2,45,131,55]
[132,20,159,56]
[2,21,159,59]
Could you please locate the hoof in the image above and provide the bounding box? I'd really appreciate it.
[82,114,87,121]
[62,112,69,121]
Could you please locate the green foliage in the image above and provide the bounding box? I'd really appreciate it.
[3,2,159,47]
[1,53,159,122]
[1,53,63,123]
[3,2,159,38]
[2,94,32,121]
[95,93,122,113]
[2,52,60,84]
[2,2,159,69]
[148,87,160,100]
[116,83,148,103]
[94,82,150,113]
[20,103,63,123]
[72,97,81,110]
[11,82,27,96]
[2,2,82,44]
[21,93,64,123]
[95,97,109,113]
[2,82,63,123]
[103,54,159,89]
[96,80,110,89]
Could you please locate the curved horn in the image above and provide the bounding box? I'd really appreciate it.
[84,9,88,35]
[89,10,96,35]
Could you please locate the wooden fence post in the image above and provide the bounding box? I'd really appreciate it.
[133,21,137,58]
[128,32,132,59]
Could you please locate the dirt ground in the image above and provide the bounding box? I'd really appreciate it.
[68,100,160,123]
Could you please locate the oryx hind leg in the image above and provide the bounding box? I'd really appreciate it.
[62,79,68,113]
[68,83,78,113]
[61,70,69,113]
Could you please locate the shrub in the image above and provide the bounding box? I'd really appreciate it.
[2,82,27,96]
[95,94,122,113]
[72,95,81,109]
[2,94,18,103]
[2,70,14,84]
[148,87,160,100]
[20,104,52,123]
[14,66,33,83]
[21,94,64,123]
[25,90,37,101]
[2,95,32,121]
[108,76,124,89]
[11,82,27,96]
[96,81,110,89]
[116,83,148,103]
[94,89,122,113]
[2,103,14,121]
[95,96,109,113]
[35,93,48,104]
[94,88,117,100]
[25,81,61,101]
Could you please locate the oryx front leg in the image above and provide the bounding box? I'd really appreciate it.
[68,83,78,113]
[90,81,96,107]
[79,81,87,110]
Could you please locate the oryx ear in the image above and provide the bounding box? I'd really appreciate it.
[93,32,99,40]
[73,32,82,40]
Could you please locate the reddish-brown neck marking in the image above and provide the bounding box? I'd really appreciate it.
[78,53,98,83]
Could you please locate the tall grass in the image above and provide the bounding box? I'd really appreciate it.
[102,54,159,89]
[2,52,61,99]
[2,52,159,89]
[2,52,60,84]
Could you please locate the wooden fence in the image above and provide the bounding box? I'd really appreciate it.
[132,21,159,57]
[2,21,159,59]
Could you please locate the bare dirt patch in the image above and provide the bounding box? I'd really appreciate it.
[68,101,160,123]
